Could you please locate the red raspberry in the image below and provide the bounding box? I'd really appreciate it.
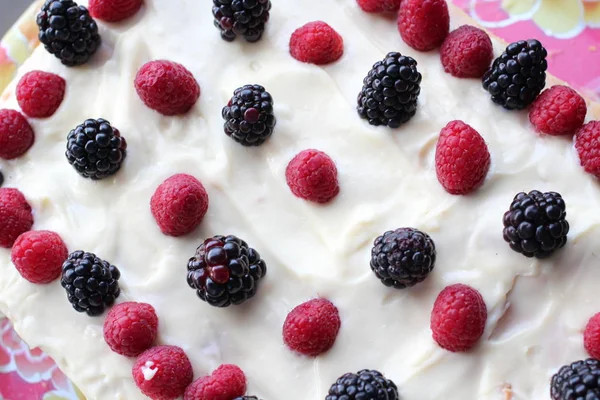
[289,21,344,65]
[104,302,158,357]
[89,0,143,22]
[16,71,66,118]
[435,120,490,195]
[440,25,493,78]
[529,85,587,136]
[575,121,600,179]
[0,188,33,248]
[133,345,193,400]
[430,283,487,352]
[150,174,209,237]
[585,313,600,359]
[356,0,401,13]
[398,0,449,51]
[0,109,34,160]
[134,60,200,116]
[285,149,339,204]
[184,364,246,400]
[11,231,67,284]
[282,298,341,357]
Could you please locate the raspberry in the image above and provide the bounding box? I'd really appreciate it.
[133,345,193,400]
[0,109,34,160]
[430,283,487,352]
[184,364,246,400]
[398,0,449,52]
[0,188,33,249]
[289,21,344,65]
[11,231,68,284]
[529,85,587,136]
[283,298,341,357]
[584,313,600,360]
[575,121,600,179]
[285,149,339,203]
[103,302,158,357]
[356,0,401,13]
[16,71,66,118]
[89,0,143,22]
[134,60,200,116]
[440,25,493,78]
[435,120,490,195]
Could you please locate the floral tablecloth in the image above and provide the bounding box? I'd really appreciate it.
[0,0,599,399]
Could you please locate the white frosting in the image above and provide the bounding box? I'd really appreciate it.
[0,1,599,399]
[142,361,157,381]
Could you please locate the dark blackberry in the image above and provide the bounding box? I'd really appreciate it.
[370,228,436,289]
[482,39,548,110]
[187,235,267,307]
[212,0,272,42]
[37,0,101,66]
[222,84,276,146]
[326,369,399,400]
[357,52,422,128]
[551,359,600,400]
[65,118,127,180]
[0,171,3,187]
[233,397,260,400]
[60,251,121,316]
[502,190,569,258]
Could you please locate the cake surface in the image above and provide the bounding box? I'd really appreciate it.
[0,1,599,399]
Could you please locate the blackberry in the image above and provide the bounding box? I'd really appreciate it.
[482,39,547,110]
[502,190,569,258]
[233,397,260,400]
[326,369,399,400]
[65,118,127,180]
[551,359,600,400]
[357,52,422,128]
[0,171,3,187]
[37,0,101,66]
[212,0,272,42]
[187,235,267,307]
[222,84,276,146]
[60,251,121,316]
[370,228,436,289]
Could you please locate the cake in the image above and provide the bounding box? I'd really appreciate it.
[0,0,600,399]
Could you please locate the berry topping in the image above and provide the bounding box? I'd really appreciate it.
[357,52,422,128]
[150,174,209,237]
[529,86,587,136]
[37,0,101,66]
[0,171,4,187]
[187,235,267,307]
[483,39,548,110]
[326,370,399,400]
[16,71,66,118]
[502,190,569,258]
[575,121,600,179]
[286,149,339,204]
[0,188,34,249]
[551,359,600,400]
[60,251,121,316]
[356,0,400,13]
[11,230,68,284]
[133,345,193,400]
[289,21,344,65]
[89,0,143,22]
[430,283,487,352]
[0,109,34,160]
[233,397,260,400]
[65,118,127,180]
[134,60,200,116]
[184,364,246,400]
[212,0,272,42]
[370,227,436,289]
[398,0,449,52]
[103,302,158,357]
[283,298,341,357]
[435,120,491,195]
[222,84,276,146]
[585,313,600,360]
[440,25,493,78]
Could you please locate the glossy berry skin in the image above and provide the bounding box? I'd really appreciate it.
[289,21,344,65]
[184,364,246,400]
[398,0,449,51]
[0,188,34,249]
[16,71,66,118]
[11,230,68,284]
[575,121,600,179]
[133,345,193,400]
[440,25,493,78]
[551,359,600,400]
[0,171,4,187]
[89,0,143,22]
[326,369,399,400]
[233,397,260,400]
[212,0,272,42]
[356,0,400,13]
[103,302,158,357]
[529,85,587,136]
[0,109,34,160]
[286,149,339,204]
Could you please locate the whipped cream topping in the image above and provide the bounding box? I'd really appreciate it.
[142,361,157,381]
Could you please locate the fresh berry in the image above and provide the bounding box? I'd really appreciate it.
[440,25,493,78]
[326,370,399,400]
[529,86,587,136]
[551,359,600,400]
[289,21,344,65]
[502,190,568,258]
[585,313,600,360]
[0,171,4,187]
[0,188,33,249]
[575,121,600,179]
[133,345,193,400]
[89,0,143,22]
[11,231,68,284]
[222,84,276,146]
[286,149,339,204]
[103,302,158,357]
[483,39,548,110]
[16,71,66,118]
[357,52,422,128]
[435,120,491,195]
[212,0,272,42]
[60,251,121,316]
[430,283,487,352]
[184,364,246,400]
[356,0,400,13]
[233,397,260,400]
[151,174,209,237]
[65,118,127,180]
[370,227,436,289]
[398,0,449,51]
[187,235,267,307]
[0,109,34,160]
[134,60,200,116]
[37,0,101,66]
